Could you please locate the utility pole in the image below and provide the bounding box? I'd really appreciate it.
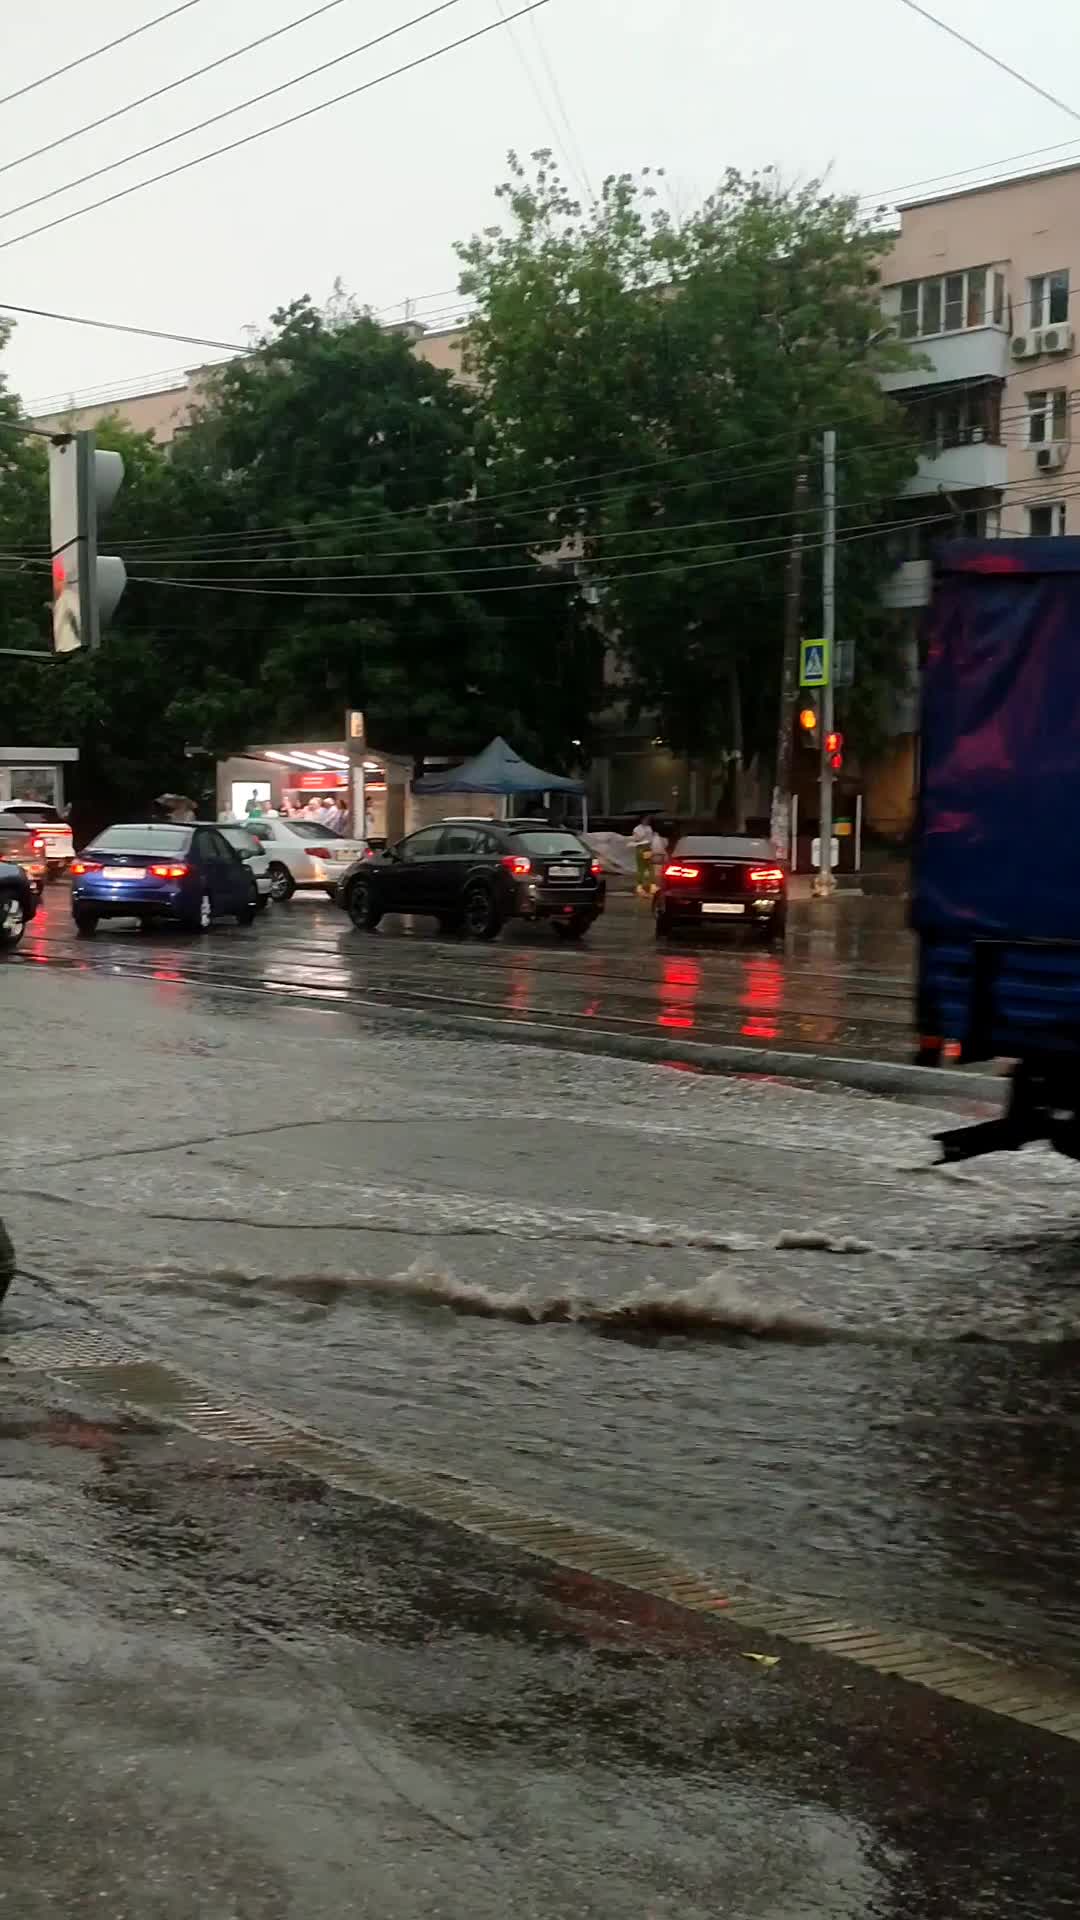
[814,429,837,897]
[770,454,809,857]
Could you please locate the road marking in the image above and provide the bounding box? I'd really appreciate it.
[4,1328,1080,1741]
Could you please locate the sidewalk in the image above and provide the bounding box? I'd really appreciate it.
[3,1369,1080,1918]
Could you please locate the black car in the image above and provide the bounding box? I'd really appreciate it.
[654,834,787,942]
[0,848,37,951]
[338,819,606,941]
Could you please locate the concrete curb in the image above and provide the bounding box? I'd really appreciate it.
[366,998,1004,1103]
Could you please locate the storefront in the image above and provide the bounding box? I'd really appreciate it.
[215,741,414,842]
[0,745,78,809]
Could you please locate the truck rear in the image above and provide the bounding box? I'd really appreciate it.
[914,538,1080,1162]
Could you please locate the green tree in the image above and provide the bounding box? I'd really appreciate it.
[457,155,919,822]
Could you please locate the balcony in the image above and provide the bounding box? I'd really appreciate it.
[880,559,932,610]
[903,440,1008,497]
[881,325,1010,393]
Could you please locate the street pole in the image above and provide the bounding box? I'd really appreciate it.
[770,454,809,857]
[814,429,837,898]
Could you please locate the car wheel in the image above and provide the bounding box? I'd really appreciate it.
[552,913,592,941]
[0,891,27,949]
[463,886,502,941]
[268,862,295,902]
[184,892,213,934]
[73,909,99,938]
[346,877,382,931]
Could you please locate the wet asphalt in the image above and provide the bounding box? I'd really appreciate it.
[5,886,1080,1911]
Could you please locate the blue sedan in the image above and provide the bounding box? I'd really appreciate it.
[71,822,258,936]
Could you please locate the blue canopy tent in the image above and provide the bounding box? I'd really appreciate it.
[413,736,587,825]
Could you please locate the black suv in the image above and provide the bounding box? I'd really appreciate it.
[338,819,606,941]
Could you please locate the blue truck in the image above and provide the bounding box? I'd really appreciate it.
[914,538,1080,1163]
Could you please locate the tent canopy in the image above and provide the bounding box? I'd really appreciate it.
[413,735,585,796]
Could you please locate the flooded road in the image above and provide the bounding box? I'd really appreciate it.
[5,891,1080,1677]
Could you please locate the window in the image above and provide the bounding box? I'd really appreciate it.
[92,825,191,853]
[440,826,484,855]
[895,267,1000,339]
[1029,270,1070,328]
[1026,389,1069,444]
[1028,502,1066,537]
[510,830,588,857]
[399,827,445,861]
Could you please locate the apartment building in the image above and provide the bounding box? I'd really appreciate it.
[879,162,1080,594]
[29,322,468,442]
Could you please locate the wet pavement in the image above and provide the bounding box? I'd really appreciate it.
[4,892,1080,1680]
[9,888,1080,1908]
[5,1370,1080,1918]
[13,880,917,1062]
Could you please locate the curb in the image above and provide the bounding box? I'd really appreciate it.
[366,1000,1004,1103]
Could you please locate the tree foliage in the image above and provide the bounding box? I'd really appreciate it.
[458,155,919,776]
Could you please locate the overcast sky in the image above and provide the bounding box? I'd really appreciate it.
[3,0,1080,411]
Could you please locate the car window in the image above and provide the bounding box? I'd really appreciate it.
[440,825,485,856]
[289,821,343,841]
[675,836,776,860]
[398,828,445,860]
[206,829,237,861]
[92,825,192,854]
[6,804,60,823]
[244,821,277,842]
[509,830,588,857]
[220,828,261,857]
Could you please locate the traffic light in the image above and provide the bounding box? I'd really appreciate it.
[798,704,818,745]
[826,729,844,773]
[47,431,126,653]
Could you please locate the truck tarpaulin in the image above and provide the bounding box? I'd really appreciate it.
[915,539,1080,941]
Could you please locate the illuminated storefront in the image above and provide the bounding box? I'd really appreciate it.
[215,740,413,842]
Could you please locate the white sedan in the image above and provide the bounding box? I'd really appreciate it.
[223,817,368,901]
[218,823,274,910]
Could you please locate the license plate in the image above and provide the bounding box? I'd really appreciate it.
[103,866,145,880]
[45,837,68,854]
[549,864,581,880]
[702,901,744,916]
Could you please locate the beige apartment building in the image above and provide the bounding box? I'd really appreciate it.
[30,321,468,443]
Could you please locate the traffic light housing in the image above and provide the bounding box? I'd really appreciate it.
[48,431,126,653]
[825,729,844,773]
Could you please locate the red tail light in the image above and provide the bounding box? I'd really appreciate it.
[501,854,532,877]
[750,866,784,886]
[70,859,101,876]
[590,858,604,877]
[306,847,331,859]
[663,863,701,880]
[30,835,45,852]
[149,863,189,879]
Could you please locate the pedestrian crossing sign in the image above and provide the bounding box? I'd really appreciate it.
[800,638,830,688]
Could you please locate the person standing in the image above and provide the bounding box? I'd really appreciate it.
[631,815,655,897]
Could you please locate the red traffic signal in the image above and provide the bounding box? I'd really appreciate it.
[825,730,843,755]
[830,751,844,773]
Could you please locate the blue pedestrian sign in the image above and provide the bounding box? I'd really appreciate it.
[800,638,830,688]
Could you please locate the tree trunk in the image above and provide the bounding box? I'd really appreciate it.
[770,456,809,857]
[728,657,746,832]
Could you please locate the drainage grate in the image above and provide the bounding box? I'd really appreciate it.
[8,1340,1080,1742]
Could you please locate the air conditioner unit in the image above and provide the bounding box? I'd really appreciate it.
[1041,325,1075,354]
[1035,442,1068,471]
[1012,332,1040,357]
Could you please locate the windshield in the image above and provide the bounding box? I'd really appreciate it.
[90,826,192,854]
[220,828,261,855]
[510,830,587,856]
[7,804,61,823]
[290,821,346,841]
[674,836,777,860]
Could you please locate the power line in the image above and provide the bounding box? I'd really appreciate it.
[860,134,1080,210]
[0,2,209,111]
[0,0,470,227]
[0,1,550,256]
[523,6,594,202]
[894,0,1080,125]
[0,298,246,353]
[0,0,354,183]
